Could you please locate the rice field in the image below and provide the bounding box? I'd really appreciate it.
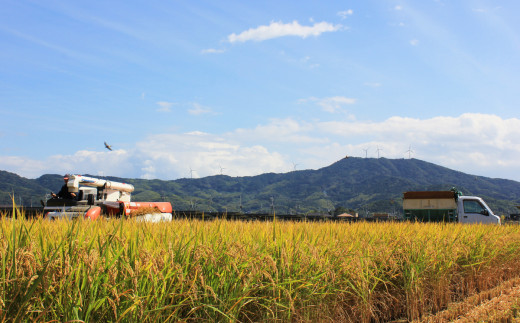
[2,212,520,322]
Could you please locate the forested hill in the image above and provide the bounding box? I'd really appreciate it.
[2,158,520,214]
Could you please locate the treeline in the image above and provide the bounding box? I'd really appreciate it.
[2,157,520,214]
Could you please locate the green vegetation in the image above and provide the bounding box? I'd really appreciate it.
[2,214,520,322]
[2,157,520,214]
[0,171,50,206]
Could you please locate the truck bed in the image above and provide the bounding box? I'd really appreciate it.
[403,191,458,222]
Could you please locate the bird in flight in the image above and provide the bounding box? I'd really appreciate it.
[104,141,113,151]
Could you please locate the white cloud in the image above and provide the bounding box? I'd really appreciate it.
[185,130,208,136]
[300,96,357,113]
[201,48,225,54]
[410,39,419,46]
[234,118,325,144]
[227,20,342,43]
[315,113,520,172]
[299,56,319,68]
[395,5,403,11]
[133,132,286,178]
[337,10,353,19]
[188,102,213,115]
[0,156,46,178]
[0,150,134,179]
[3,114,520,181]
[156,101,175,112]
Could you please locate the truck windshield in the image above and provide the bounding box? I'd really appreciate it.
[463,200,486,214]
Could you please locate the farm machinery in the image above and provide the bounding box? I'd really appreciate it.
[44,174,172,221]
[402,190,500,224]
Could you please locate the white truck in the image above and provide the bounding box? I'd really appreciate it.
[403,190,500,224]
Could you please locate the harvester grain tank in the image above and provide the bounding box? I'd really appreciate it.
[402,190,500,224]
[45,174,172,221]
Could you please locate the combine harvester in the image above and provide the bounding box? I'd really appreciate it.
[45,174,172,222]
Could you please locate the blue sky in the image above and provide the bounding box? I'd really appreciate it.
[1,0,520,181]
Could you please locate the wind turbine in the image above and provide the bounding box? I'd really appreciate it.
[292,162,299,171]
[362,148,369,158]
[406,145,414,159]
[189,167,196,179]
[376,146,383,159]
[218,164,226,175]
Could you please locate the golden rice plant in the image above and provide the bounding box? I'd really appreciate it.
[1,212,520,322]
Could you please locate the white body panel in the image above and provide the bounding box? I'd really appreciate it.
[66,174,134,202]
[134,213,172,223]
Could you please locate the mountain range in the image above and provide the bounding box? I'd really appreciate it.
[1,157,520,215]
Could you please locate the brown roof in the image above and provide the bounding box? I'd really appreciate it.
[337,213,356,218]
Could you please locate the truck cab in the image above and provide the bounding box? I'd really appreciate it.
[457,196,500,224]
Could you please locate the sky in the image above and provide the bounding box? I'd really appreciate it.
[1,0,520,181]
